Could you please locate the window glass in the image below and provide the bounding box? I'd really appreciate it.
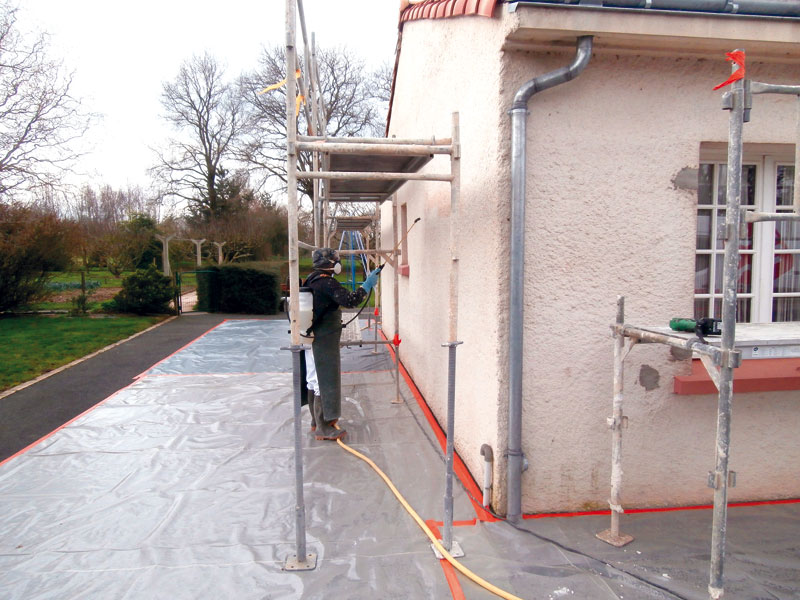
[694,298,708,319]
[696,210,712,250]
[695,253,710,294]
[736,297,751,322]
[777,166,794,207]
[774,253,800,293]
[713,164,756,207]
[742,165,756,207]
[773,298,800,322]
[717,164,727,204]
[776,221,800,251]
[698,164,714,205]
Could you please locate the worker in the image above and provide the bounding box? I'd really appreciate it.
[304,248,380,440]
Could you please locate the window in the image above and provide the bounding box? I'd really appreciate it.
[695,150,799,323]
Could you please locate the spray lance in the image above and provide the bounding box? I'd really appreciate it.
[341,217,421,328]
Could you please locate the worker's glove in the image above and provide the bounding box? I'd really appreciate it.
[361,268,381,293]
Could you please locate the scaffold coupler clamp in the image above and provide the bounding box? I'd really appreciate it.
[715,348,742,369]
[606,415,629,430]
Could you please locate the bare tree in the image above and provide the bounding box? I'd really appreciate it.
[0,4,90,196]
[238,45,390,200]
[153,53,245,221]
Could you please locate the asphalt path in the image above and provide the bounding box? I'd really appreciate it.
[0,313,276,462]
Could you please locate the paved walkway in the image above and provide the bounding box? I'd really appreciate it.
[0,312,275,462]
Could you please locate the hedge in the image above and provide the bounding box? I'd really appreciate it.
[195,264,280,314]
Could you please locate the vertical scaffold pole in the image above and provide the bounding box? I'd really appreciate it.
[282,0,316,572]
[440,113,463,557]
[708,52,745,600]
[596,296,634,547]
[392,195,402,404]
[373,203,381,354]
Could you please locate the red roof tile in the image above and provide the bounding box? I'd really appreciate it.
[400,0,499,23]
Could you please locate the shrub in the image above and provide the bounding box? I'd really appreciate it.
[108,265,175,315]
[195,264,279,314]
[0,203,73,312]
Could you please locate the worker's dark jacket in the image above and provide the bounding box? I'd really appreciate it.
[303,271,367,421]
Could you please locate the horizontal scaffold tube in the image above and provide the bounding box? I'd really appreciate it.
[299,135,452,145]
[614,324,728,363]
[750,82,800,96]
[298,170,453,182]
[296,141,452,155]
[337,249,394,257]
[745,211,800,222]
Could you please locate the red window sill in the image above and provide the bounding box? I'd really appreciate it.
[399,264,410,277]
[674,358,800,395]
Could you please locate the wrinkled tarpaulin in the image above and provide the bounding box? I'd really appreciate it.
[1,319,798,599]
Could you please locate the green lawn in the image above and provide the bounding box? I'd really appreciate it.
[0,314,163,392]
[47,269,134,286]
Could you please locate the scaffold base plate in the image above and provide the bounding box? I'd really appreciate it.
[596,529,634,547]
[283,552,318,571]
[432,540,464,559]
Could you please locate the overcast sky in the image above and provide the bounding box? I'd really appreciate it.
[17,0,400,192]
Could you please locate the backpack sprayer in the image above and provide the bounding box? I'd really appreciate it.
[287,217,422,337]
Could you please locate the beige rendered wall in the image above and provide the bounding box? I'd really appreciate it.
[386,13,800,514]
[382,16,509,504]
[504,50,800,513]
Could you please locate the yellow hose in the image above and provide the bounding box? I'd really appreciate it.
[335,436,524,600]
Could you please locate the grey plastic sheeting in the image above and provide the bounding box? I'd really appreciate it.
[146,319,394,376]
[1,319,799,599]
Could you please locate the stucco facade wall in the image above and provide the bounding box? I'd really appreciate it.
[387,11,800,514]
[502,51,800,513]
[382,16,509,494]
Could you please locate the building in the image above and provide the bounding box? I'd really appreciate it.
[382,0,800,517]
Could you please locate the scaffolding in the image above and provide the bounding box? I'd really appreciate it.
[283,0,463,571]
[596,54,800,600]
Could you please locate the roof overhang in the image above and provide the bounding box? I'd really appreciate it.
[505,3,800,62]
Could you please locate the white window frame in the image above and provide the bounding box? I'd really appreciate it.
[696,145,798,323]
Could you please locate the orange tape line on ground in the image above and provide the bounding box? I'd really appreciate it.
[0,383,134,468]
[382,330,497,522]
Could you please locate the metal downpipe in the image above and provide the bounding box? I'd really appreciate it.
[506,36,593,522]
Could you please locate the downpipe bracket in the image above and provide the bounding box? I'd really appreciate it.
[506,449,529,472]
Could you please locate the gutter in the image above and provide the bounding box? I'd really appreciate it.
[508,0,800,18]
[506,35,593,523]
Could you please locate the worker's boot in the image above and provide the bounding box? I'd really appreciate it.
[312,396,345,441]
[309,394,319,432]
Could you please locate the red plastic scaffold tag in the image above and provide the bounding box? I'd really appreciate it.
[713,51,746,91]
[393,333,401,346]
[374,307,380,317]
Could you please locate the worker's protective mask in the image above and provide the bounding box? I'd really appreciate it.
[333,261,342,275]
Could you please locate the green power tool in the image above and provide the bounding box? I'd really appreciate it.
[669,317,722,338]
